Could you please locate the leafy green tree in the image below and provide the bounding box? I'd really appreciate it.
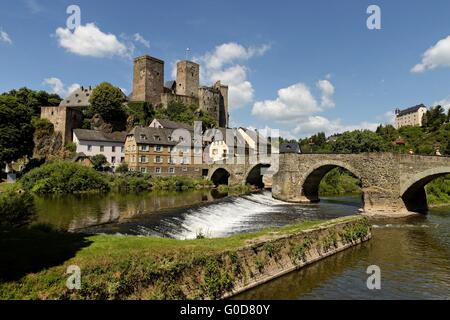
[125,101,154,126]
[424,105,446,131]
[91,154,108,171]
[331,130,387,153]
[0,88,61,164]
[0,190,36,229]
[89,82,126,122]
[0,95,34,164]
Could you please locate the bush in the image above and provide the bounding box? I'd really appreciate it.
[150,176,212,191]
[115,163,129,174]
[20,162,110,194]
[0,190,36,228]
[109,172,151,192]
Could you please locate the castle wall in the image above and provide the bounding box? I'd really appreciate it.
[132,55,164,105]
[198,87,221,123]
[160,92,199,109]
[40,106,83,144]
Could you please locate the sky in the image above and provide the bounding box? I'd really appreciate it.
[2,0,450,139]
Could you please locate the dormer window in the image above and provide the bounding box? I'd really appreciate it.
[140,134,147,140]
[153,135,161,141]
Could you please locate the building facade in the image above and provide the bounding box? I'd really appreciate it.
[73,129,127,171]
[131,55,229,128]
[394,104,428,129]
[124,126,202,176]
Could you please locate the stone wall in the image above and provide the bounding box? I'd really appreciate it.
[160,92,199,109]
[40,106,83,144]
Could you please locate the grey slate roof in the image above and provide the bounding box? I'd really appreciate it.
[60,86,94,107]
[73,129,127,143]
[280,142,301,154]
[128,127,178,145]
[396,104,427,116]
[152,118,193,131]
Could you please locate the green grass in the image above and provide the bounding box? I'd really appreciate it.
[0,216,362,299]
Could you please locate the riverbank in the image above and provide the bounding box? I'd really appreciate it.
[0,215,370,300]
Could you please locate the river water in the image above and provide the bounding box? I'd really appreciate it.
[34,191,450,299]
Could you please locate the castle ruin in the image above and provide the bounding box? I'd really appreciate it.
[132,55,229,128]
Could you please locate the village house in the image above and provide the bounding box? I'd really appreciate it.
[73,129,127,172]
[124,126,202,176]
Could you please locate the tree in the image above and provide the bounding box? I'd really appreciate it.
[89,82,126,122]
[424,105,446,131]
[0,95,34,164]
[125,101,154,126]
[91,154,108,171]
[331,130,387,153]
[0,88,61,164]
[0,190,36,229]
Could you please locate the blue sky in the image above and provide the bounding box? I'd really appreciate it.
[2,0,450,138]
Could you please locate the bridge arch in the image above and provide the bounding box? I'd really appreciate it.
[300,161,362,203]
[210,167,231,186]
[245,163,271,188]
[401,167,450,213]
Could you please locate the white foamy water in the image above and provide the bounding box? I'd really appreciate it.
[167,192,283,239]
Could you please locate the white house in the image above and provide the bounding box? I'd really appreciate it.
[73,129,127,171]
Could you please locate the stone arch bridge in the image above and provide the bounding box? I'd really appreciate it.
[271,153,450,216]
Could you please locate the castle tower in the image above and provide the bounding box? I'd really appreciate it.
[214,81,229,128]
[176,60,199,97]
[132,55,164,105]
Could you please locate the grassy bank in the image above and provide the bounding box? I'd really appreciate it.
[0,216,368,300]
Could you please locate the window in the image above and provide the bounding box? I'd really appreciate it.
[139,145,149,151]
[140,156,148,163]
[100,145,104,152]
[182,167,188,172]
[112,146,116,153]
[121,146,124,153]
[155,145,162,152]
[155,156,162,163]
[87,145,92,151]
[120,157,125,163]
[140,134,147,140]
[155,167,161,174]
[111,156,116,163]
[169,167,175,174]
[140,167,147,173]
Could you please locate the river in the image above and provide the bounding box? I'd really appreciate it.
[34,190,450,299]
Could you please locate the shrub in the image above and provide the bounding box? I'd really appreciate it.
[20,162,110,194]
[109,172,151,192]
[0,190,36,228]
[115,163,129,174]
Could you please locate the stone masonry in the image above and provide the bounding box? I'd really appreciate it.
[271,153,450,216]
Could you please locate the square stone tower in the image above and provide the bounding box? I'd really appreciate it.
[176,60,200,97]
[132,55,164,105]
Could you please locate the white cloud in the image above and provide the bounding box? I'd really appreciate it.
[133,33,150,48]
[25,0,43,14]
[411,35,450,73]
[293,116,379,137]
[251,80,335,121]
[375,111,396,125]
[55,23,132,58]
[200,42,269,70]
[0,29,12,45]
[434,97,450,112]
[317,79,335,108]
[43,78,80,98]
[192,42,270,109]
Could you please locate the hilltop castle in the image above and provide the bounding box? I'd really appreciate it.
[132,55,229,128]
